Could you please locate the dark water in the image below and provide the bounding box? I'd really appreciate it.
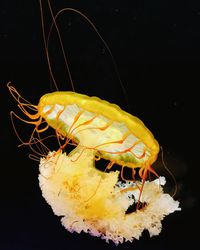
[0,1,199,249]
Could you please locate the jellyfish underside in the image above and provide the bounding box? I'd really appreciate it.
[39,148,180,244]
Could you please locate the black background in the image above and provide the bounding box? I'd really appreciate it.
[0,1,199,249]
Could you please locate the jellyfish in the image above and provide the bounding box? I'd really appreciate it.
[8,83,181,244]
[8,0,180,244]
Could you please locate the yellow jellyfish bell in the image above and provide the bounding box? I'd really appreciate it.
[38,91,159,169]
[8,84,180,244]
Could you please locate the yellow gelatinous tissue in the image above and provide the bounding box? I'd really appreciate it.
[39,146,180,244]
